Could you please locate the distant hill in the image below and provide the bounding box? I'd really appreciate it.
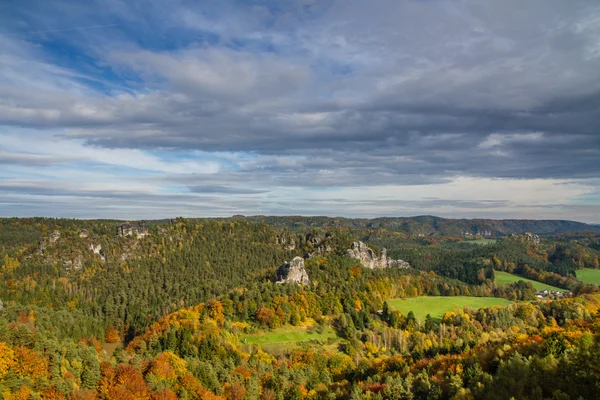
[232,215,600,236]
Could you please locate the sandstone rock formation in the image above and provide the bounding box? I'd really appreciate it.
[79,229,89,238]
[275,234,296,250]
[35,240,47,255]
[387,258,411,269]
[525,232,541,245]
[346,241,410,269]
[304,232,335,257]
[276,256,310,284]
[36,231,60,254]
[346,241,384,269]
[89,243,106,261]
[117,222,149,238]
[65,255,84,271]
[49,230,61,243]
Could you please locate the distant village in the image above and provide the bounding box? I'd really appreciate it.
[536,289,571,299]
[463,230,493,237]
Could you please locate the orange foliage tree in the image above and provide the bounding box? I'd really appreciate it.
[105,326,120,343]
[12,346,49,380]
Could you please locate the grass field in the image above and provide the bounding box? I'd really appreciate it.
[387,296,511,321]
[576,269,600,285]
[102,342,121,358]
[468,239,497,245]
[243,326,338,346]
[495,271,566,292]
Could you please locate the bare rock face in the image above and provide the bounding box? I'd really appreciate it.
[64,254,84,271]
[49,230,61,243]
[346,241,410,269]
[89,243,106,262]
[525,232,540,245]
[346,241,384,269]
[305,232,335,258]
[117,222,149,238]
[276,256,310,284]
[79,229,89,238]
[36,230,60,254]
[35,240,47,255]
[387,258,411,269]
[275,235,296,250]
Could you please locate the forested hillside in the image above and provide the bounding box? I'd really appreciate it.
[236,215,600,236]
[1,217,600,399]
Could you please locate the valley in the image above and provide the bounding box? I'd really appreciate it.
[0,216,599,399]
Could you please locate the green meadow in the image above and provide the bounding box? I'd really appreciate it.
[576,268,600,285]
[386,296,511,321]
[242,325,339,351]
[495,271,566,292]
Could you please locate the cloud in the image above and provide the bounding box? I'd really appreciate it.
[0,0,599,221]
[187,185,269,195]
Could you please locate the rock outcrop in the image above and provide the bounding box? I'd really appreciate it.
[36,231,60,254]
[346,241,410,269]
[387,258,411,269]
[65,255,84,271]
[0,299,3,310]
[304,232,335,257]
[35,240,47,255]
[79,229,89,238]
[346,241,384,269]
[89,243,106,261]
[117,222,149,238]
[276,256,310,284]
[275,234,296,250]
[525,232,541,245]
[49,230,61,243]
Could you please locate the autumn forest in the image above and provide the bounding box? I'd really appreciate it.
[1,217,600,400]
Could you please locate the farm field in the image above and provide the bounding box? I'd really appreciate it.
[495,271,566,292]
[243,325,338,349]
[387,296,511,322]
[576,268,600,285]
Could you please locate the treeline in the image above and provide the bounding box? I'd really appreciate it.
[234,215,600,236]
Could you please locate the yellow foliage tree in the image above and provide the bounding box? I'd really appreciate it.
[0,342,15,379]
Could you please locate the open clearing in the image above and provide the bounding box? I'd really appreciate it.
[576,269,600,285]
[102,342,121,358]
[243,325,338,346]
[495,271,566,292]
[387,296,511,321]
[468,239,497,245]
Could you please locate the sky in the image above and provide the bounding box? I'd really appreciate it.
[1,0,600,222]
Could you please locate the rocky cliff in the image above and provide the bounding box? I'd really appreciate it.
[346,241,410,269]
[275,234,296,250]
[89,243,106,261]
[276,256,310,284]
[117,222,149,238]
